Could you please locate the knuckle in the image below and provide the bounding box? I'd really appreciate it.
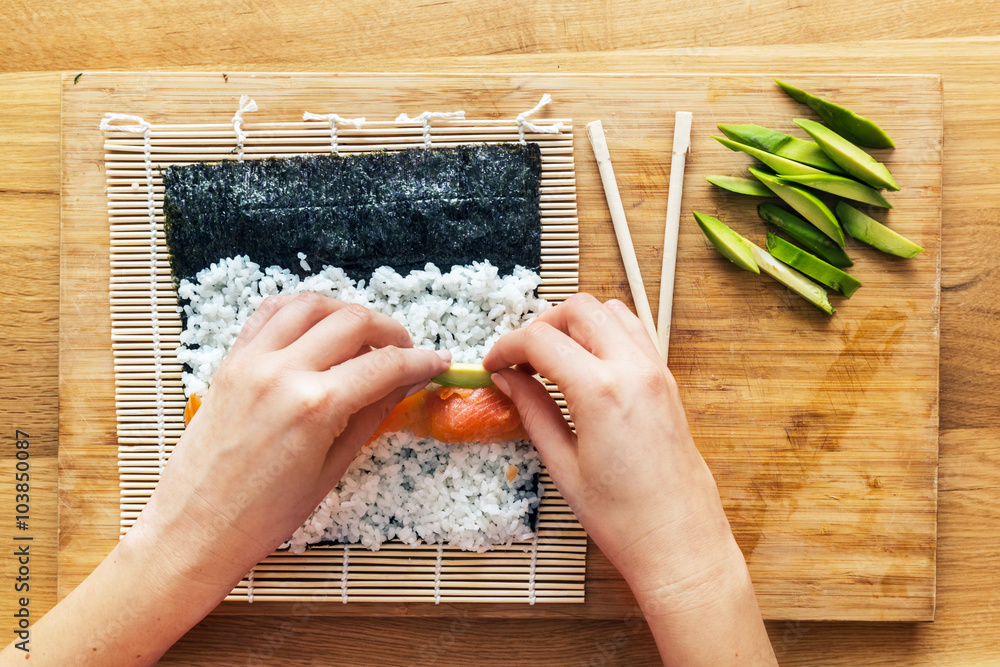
[294,381,331,419]
[590,369,621,404]
[524,320,553,343]
[256,295,283,317]
[296,291,325,307]
[252,359,286,393]
[294,291,331,318]
[566,292,600,313]
[375,345,407,376]
[566,292,596,307]
[347,303,372,319]
[636,366,670,396]
[342,303,373,327]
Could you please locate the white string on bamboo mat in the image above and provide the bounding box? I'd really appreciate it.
[247,568,254,604]
[340,545,350,604]
[302,112,365,154]
[232,95,258,161]
[99,113,150,134]
[99,113,167,473]
[433,542,444,604]
[528,481,543,605]
[394,109,465,148]
[517,94,564,145]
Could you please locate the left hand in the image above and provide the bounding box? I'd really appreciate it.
[131,293,450,591]
[3,294,450,666]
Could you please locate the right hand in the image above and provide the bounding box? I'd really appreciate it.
[483,293,747,608]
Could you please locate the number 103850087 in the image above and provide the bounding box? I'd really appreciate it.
[14,431,30,529]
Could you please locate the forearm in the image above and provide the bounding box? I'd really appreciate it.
[1,526,237,665]
[635,544,776,667]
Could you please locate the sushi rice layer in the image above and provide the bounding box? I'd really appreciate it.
[174,255,549,551]
[285,431,542,553]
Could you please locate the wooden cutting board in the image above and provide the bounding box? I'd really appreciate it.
[60,72,941,621]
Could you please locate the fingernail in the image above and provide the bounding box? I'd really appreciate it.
[491,373,511,396]
[435,349,452,363]
[405,381,427,398]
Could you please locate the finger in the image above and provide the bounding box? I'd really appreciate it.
[532,293,635,359]
[515,361,538,377]
[228,294,296,356]
[322,346,449,417]
[251,292,350,353]
[492,369,580,497]
[284,304,413,371]
[483,321,598,395]
[605,299,662,363]
[319,382,418,486]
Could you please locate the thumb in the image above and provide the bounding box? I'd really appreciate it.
[492,369,579,495]
[320,381,424,487]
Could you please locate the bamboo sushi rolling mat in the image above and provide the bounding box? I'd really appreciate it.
[104,109,584,604]
[60,72,941,620]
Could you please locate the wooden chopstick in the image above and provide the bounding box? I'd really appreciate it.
[586,120,661,355]
[657,112,693,363]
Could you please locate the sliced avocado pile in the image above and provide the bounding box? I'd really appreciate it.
[696,79,924,315]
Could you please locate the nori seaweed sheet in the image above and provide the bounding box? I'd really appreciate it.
[162,143,542,283]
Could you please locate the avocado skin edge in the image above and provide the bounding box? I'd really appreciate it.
[766,232,862,297]
[774,79,896,149]
[757,203,854,268]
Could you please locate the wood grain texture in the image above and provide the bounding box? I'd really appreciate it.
[1,0,999,660]
[0,73,61,625]
[2,0,1000,72]
[59,72,940,624]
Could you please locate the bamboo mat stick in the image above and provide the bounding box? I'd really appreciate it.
[657,112,693,363]
[585,120,660,353]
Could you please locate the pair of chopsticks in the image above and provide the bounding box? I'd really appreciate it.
[586,113,693,364]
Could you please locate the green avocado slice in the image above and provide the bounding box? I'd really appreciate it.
[794,118,899,191]
[757,203,853,268]
[749,167,846,247]
[747,241,835,315]
[432,362,495,388]
[766,233,862,297]
[694,211,833,313]
[713,135,829,177]
[774,79,895,149]
[777,173,892,208]
[693,211,759,273]
[835,202,924,258]
[717,123,844,173]
[706,175,773,197]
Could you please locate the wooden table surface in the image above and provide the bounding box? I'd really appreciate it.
[1,1,998,664]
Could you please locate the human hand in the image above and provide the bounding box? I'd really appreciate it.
[484,293,739,597]
[5,293,451,666]
[132,293,450,592]
[484,294,774,665]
